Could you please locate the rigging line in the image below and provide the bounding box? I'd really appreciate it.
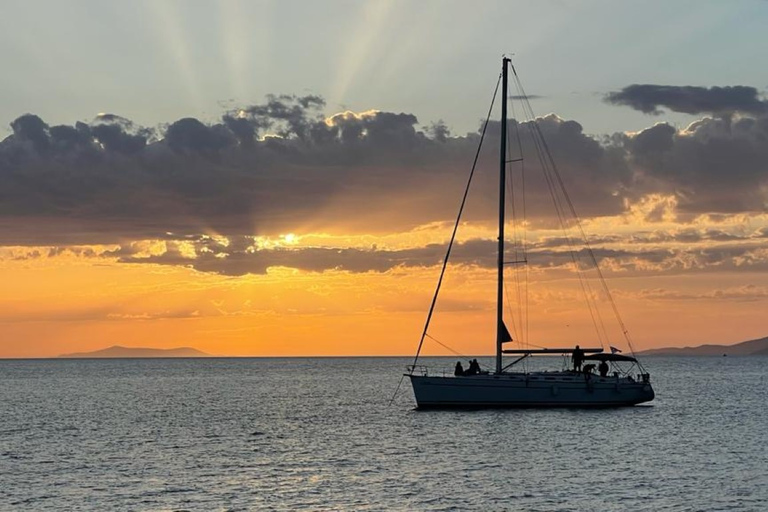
[513,69,617,351]
[509,67,609,347]
[531,117,608,347]
[531,118,628,350]
[505,111,525,347]
[504,106,523,345]
[520,107,611,347]
[503,277,520,343]
[510,85,530,349]
[408,73,502,372]
[390,336,465,406]
[387,374,406,406]
[511,71,609,348]
[425,333,466,357]
[502,260,521,342]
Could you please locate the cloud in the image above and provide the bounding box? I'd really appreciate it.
[97,225,768,277]
[605,84,768,116]
[91,114,152,154]
[6,207,768,277]
[620,115,768,214]
[10,114,51,153]
[630,285,768,302]
[0,89,767,250]
[165,117,235,153]
[0,99,489,246]
[0,303,203,323]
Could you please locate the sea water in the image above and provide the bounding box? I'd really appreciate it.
[1,356,766,511]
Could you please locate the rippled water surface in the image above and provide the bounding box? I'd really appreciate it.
[1,356,766,511]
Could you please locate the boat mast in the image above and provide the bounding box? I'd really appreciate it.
[496,57,510,375]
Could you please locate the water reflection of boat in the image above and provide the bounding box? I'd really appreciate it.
[405,57,655,408]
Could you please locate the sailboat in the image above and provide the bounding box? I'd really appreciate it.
[405,57,655,408]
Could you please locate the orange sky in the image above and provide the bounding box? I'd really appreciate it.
[2,204,767,358]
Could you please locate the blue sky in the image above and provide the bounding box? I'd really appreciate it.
[1,0,765,137]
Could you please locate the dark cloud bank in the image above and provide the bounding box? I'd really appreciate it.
[1,87,768,275]
[605,84,767,116]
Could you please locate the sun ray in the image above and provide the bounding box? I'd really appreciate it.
[329,0,397,107]
[218,0,248,103]
[144,0,205,112]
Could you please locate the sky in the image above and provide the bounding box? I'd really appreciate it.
[1,0,767,358]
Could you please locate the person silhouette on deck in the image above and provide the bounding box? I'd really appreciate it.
[455,361,464,376]
[599,360,609,377]
[572,345,584,372]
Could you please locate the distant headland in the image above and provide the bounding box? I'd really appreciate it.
[637,336,768,356]
[58,345,211,359]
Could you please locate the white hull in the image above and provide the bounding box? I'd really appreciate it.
[408,372,654,408]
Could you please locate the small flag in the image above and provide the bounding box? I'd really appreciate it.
[610,346,622,354]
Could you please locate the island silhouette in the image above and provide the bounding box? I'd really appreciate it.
[637,336,768,356]
[59,345,210,358]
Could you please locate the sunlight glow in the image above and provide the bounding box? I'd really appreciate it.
[325,109,379,126]
[252,233,302,250]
